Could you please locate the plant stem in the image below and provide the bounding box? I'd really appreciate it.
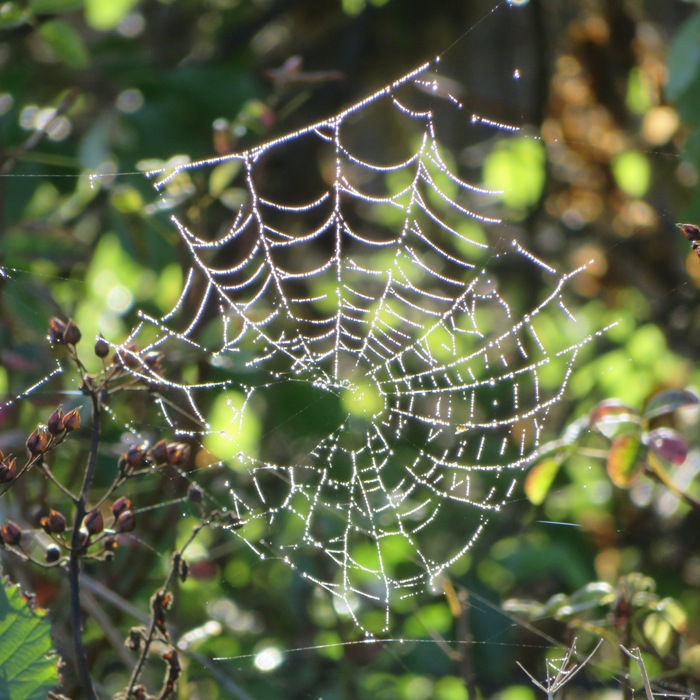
[68,387,101,700]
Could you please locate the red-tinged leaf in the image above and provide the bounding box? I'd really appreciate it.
[590,400,638,438]
[607,434,644,488]
[590,399,637,424]
[647,428,688,466]
[525,457,562,505]
[644,389,699,421]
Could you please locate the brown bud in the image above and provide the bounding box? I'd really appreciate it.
[126,444,148,468]
[103,535,119,553]
[63,408,81,432]
[84,509,104,536]
[113,343,141,369]
[26,426,51,456]
[63,319,82,345]
[94,334,110,358]
[48,317,67,344]
[47,406,66,434]
[0,457,17,483]
[126,629,142,652]
[41,509,67,535]
[116,510,136,533]
[45,544,61,563]
[166,443,191,467]
[143,351,163,372]
[111,496,132,519]
[149,439,168,465]
[1,521,22,546]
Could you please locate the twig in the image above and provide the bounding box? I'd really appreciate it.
[621,646,655,700]
[67,387,101,700]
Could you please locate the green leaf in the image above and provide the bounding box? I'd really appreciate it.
[524,457,562,505]
[30,0,84,13]
[606,434,643,488]
[38,19,89,69]
[0,579,61,699]
[643,388,699,420]
[666,12,700,101]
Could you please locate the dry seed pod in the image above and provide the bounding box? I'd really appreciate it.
[63,408,81,432]
[116,510,136,533]
[1,521,22,546]
[103,535,119,553]
[26,427,50,456]
[48,318,67,344]
[62,319,82,345]
[47,407,65,434]
[84,509,104,536]
[45,544,61,563]
[188,485,202,503]
[111,496,132,519]
[41,509,67,535]
[126,444,148,468]
[94,334,109,358]
[0,457,17,483]
[166,443,190,467]
[149,439,168,465]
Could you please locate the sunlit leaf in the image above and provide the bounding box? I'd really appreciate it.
[589,400,638,438]
[0,579,61,699]
[524,457,561,505]
[606,434,643,488]
[643,388,699,420]
[555,582,615,618]
[643,613,674,656]
[647,428,688,466]
[656,597,687,633]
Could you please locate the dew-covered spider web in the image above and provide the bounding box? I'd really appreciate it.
[0,1,604,642]
[91,7,607,634]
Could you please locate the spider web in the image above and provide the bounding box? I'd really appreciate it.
[108,5,604,633]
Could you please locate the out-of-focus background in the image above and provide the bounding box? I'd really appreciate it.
[2,0,700,697]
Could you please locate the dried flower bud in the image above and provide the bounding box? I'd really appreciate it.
[41,509,67,535]
[126,629,143,652]
[188,485,203,503]
[103,535,119,553]
[0,457,17,483]
[126,444,148,468]
[26,426,51,456]
[149,440,168,465]
[116,510,136,533]
[63,319,82,345]
[166,443,191,467]
[48,318,67,344]
[143,351,163,372]
[63,408,81,432]
[113,343,141,369]
[112,496,132,519]
[1,521,22,547]
[45,544,61,563]
[94,334,110,358]
[84,509,104,536]
[47,407,66,434]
